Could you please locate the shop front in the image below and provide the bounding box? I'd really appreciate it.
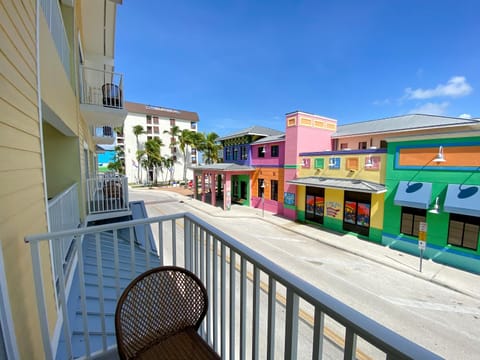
[287,177,386,241]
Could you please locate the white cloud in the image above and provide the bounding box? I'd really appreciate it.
[458,113,472,119]
[373,98,391,106]
[409,102,449,115]
[404,76,472,100]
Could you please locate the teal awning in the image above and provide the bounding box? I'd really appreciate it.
[444,184,480,217]
[394,181,432,209]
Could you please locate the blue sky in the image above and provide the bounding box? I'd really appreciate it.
[116,0,479,136]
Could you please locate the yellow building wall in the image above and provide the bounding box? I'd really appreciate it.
[44,123,81,197]
[0,0,57,357]
[39,10,78,136]
[297,185,306,209]
[325,188,344,221]
[370,193,384,229]
[299,154,387,184]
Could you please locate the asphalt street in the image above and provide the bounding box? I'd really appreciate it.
[130,187,480,359]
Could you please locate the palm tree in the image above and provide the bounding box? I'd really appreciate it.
[178,129,196,183]
[108,145,125,174]
[202,132,222,164]
[143,138,163,185]
[163,125,181,151]
[132,125,145,183]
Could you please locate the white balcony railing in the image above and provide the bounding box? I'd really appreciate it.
[80,66,124,110]
[40,0,71,78]
[92,126,115,145]
[25,213,441,360]
[48,183,80,288]
[86,174,129,217]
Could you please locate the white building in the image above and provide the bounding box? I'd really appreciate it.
[120,101,199,184]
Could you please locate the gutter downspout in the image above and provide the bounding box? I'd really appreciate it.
[35,1,54,359]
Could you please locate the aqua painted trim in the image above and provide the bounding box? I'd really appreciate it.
[284,203,296,210]
[284,165,298,169]
[383,232,480,259]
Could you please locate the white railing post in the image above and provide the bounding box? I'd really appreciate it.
[29,241,54,360]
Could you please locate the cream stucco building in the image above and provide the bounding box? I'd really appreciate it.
[121,101,199,184]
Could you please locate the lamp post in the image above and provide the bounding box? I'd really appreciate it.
[261,180,265,217]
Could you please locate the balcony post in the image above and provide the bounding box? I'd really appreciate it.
[30,241,54,360]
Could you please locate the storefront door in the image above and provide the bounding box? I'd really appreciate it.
[306,187,325,224]
[343,191,371,236]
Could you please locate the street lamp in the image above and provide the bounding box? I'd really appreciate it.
[261,180,265,217]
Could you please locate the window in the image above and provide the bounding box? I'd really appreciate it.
[271,180,278,201]
[380,140,387,149]
[314,158,324,169]
[153,127,159,134]
[153,116,159,125]
[340,143,349,150]
[343,191,371,236]
[306,187,324,224]
[146,115,152,124]
[225,148,231,161]
[400,207,426,237]
[258,179,265,198]
[448,214,479,250]
[170,118,175,126]
[271,145,279,157]
[329,157,340,169]
[233,147,238,160]
[191,122,197,129]
[358,141,367,150]
[241,146,248,160]
[258,147,265,158]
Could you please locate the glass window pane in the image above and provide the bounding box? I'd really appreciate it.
[315,197,324,216]
[448,220,464,246]
[401,213,413,234]
[357,202,370,227]
[463,223,479,250]
[344,201,356,224]
[412,215,425,237]
[306,195,315,215]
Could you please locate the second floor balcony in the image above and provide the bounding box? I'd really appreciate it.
[86,174,131,221]
[92,126,115,145]
[79,66,128,128]
[25,211,441,359]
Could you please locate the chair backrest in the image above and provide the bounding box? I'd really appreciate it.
[115,266,208,359]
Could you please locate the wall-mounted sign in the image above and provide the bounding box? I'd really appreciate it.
[284,192,295,206]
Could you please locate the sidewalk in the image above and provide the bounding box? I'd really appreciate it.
[157,187,479,300]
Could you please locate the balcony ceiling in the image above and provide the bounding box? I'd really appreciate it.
[81,0,118,65]
[80,104,127,128]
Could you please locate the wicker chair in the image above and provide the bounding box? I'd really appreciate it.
[115,266,220,359]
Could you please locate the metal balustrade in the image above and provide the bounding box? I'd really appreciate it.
[86,174,129,217]
[25,213,441,360]
[48,183,80,291]
[80,66,124,110]
[40,0,71,78]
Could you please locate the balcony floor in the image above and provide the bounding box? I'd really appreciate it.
[56,214,157,359]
